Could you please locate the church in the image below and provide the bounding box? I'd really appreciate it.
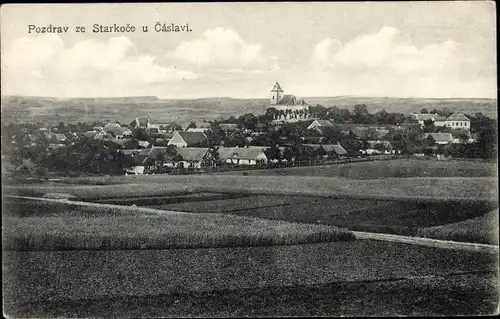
[268,81,310,122]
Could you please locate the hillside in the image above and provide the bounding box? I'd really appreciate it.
[1,95,496,125]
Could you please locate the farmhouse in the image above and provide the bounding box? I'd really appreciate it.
[364,140,394,155]
[218,146,268,165]
[307,119,334,130]
[186,127,209,133]
[175,147,211,168]
[167,131,208,148]
[105,127,133,139]
[322,144,348,158]
[423,133,453,145]
[219,123,239,133]
[411,113,447,127]
[445,113,470,130]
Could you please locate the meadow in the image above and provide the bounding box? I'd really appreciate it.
[2,198,354,251]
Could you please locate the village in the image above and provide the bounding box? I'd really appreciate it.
[1,81,496,179]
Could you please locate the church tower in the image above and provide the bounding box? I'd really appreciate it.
[270,81,283,105]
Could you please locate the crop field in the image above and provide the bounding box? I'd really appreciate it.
[3,240,498,317]
[2,198,354,250]
[217,159,497,179]
[417,210,499,245]
[139,195,498,241]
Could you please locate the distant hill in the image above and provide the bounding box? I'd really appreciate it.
[1,95,496,125]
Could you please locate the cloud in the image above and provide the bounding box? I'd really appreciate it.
[312,26,464,73]
[309,26,494,97]
[166,27,261,68]
[2,35,197,97]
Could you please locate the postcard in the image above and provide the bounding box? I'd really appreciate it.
[1,2,498,317]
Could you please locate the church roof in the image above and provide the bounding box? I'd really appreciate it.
[271,82,284,92]
[277,94,297,105]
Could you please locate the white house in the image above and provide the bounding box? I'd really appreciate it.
[423,133,454,145]
[218,146,268,165]
[411,113,447,127]
[173,147,211,168]
[445,113,470,130]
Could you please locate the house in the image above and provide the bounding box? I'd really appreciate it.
[138,140,150,148]
[219,123,239,133]
[186,127,209,133]
[131,117,151,129]
[104,122,121,130]
[106,127,133,139]
[218,146,268,165]
[167,131,208,148]
[445,113,470,130]
[411,113,447,127]
[423,133,454,145]
[175,147,211,168]
[307,119,334,130]
[108,139,129,148]
[322,144,348,158]
[364,140,394,155]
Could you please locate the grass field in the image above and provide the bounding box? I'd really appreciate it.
[3,240,498,316]
[417,210,499,245]
[5,175,497,202]
[2,198,354,250]
[217,159,497,179]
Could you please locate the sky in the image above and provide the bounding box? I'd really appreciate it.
[0,2,497,99]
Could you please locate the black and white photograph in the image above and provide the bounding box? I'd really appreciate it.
[1,2,498,317]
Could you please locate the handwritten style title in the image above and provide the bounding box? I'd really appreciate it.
[28,23,192,34]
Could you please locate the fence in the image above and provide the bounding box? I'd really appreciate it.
[164,155,405,175]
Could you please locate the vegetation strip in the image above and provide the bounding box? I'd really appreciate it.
[353,231,499,253]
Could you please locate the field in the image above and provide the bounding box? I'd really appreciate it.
[417,210,499,245]
[3,240,498,316]
[2,198,354,250]
[2,95,497,125]
[5,175,497,202]
[137,195,497,241]
[217,158,497,179]
[2,157,498,316]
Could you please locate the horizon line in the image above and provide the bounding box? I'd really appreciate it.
[1,94,497,100]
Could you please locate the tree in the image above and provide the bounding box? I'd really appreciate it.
[423,119,435,132]
[309,105,328,119]
[374,109,389,124]
[186,122,197,130]
[238,113,258,131]
[424,135,436,147]
[132,128,149,141]
[264,144,281,162]
[361,128,379,141]
[420,108,429,114]
[353,104,373,124]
